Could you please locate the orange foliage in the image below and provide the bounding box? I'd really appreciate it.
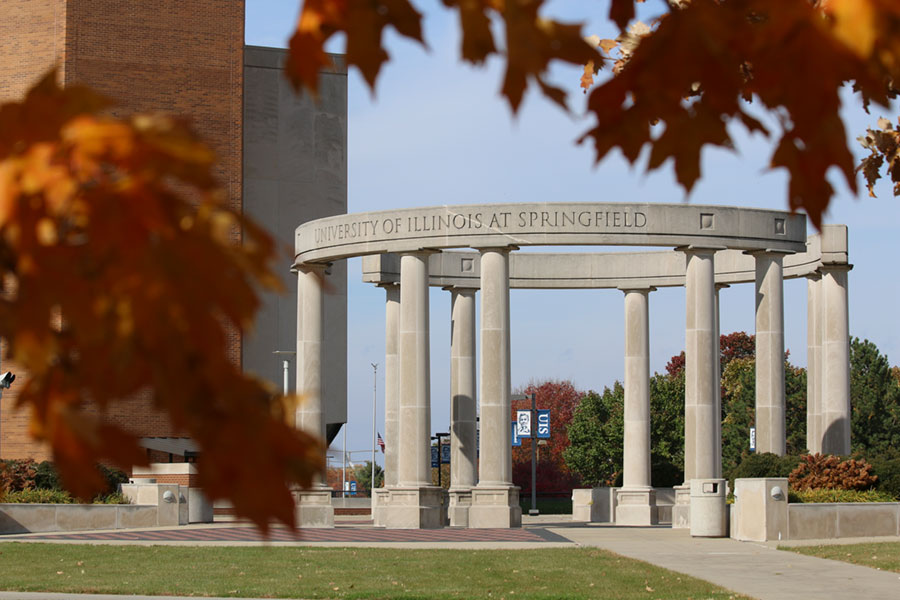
[789,453,878,491]
[0,71,321,530]
[288,0,900,225]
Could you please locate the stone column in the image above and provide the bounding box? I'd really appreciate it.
[674,248,720,528]
[382,252,442,528]
[448,287,477,527]
[398,252,432,488]
[714,283,729,478]
[753,252,786,456]
[806,275,822,454]
[820,265,852,455]
[294,264,334,527]
[470,247,521,528]
[372,283,399,527]
[383,284,401,487]
[616,288,658,526]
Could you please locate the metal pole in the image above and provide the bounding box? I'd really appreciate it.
[282,359,289,396]
[371,363,378,495]
[342,423,347,498]
[530,392,538,516]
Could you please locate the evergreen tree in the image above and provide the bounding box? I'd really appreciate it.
[850,338,900,456]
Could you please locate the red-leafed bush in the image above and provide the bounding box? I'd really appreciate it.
[0,459,37,494]
[789,454,878,491]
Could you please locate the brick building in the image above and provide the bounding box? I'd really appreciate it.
[0,0,348,462]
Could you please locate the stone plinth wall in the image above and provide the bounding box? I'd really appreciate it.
[787,503,900,540]
[0,504,159,535]
[732,478,900,541]
[572,487,676,524]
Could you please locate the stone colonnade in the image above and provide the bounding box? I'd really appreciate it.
[292,203,847,529]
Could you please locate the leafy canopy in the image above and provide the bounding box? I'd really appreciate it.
[288,0,900,226]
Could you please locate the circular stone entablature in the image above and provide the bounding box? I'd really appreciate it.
[294,203,806,267]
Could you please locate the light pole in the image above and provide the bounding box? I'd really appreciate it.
[272,351,295,396]
[371,362,378,495]
[342,422,347,498]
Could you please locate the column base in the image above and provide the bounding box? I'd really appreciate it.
[379,486,444,529]
[372,488,387,527]
[671,484,691,529]
[468,486,522,529]
[292,487,334,528]
[615,488,658,526]
[448,487,473,527]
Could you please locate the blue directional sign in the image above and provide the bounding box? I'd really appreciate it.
[537,409,551,439]
[511,421,521,447]
[431,445,440,467]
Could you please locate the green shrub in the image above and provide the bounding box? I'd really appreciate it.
[34,461,62,491]
[93,492,130,505]
[854,452,900,500]
[2,489,75,504]
[651,459,682,488]
[726,452,804,491]
[97,465,129,495]
[788,488,896,503]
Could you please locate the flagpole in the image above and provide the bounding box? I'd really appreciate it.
[371,363,378,495]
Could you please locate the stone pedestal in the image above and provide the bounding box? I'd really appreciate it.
[372,488,388,527]
[293,487,334,528]
[379,487,443,529]
[615,488,658,526]
[468,486,522,528]
[448,487,472,527]
[671,484,691,529]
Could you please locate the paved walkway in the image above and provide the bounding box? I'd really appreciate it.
[2,518,900,599]
[555,524,900,600]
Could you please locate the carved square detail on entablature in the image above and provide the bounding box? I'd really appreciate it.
[700,213,715,230]
[461,257,474,272]
[775,218,786,235]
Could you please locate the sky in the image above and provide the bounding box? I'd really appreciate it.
[245,1,900,469]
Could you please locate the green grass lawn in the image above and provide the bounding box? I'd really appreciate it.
[0,543,749,599]
[782,541,900,573]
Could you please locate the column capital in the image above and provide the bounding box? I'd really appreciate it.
[474,245,519,254]
[400,249,441,259]
[715,283,731,291]
[442,285,478,294]
[293,261,331,275]
[676,245,726,255]
[618,286,656,294]
[818,263,854,274]
[743,249,793,257]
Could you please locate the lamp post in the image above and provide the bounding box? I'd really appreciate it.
[272,351,295,396]
[342,422,347,498]
[371,363,378,495]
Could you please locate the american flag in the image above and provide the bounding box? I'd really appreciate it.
[377,432,385,453]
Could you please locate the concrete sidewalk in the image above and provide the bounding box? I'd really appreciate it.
[555,524,900,600]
